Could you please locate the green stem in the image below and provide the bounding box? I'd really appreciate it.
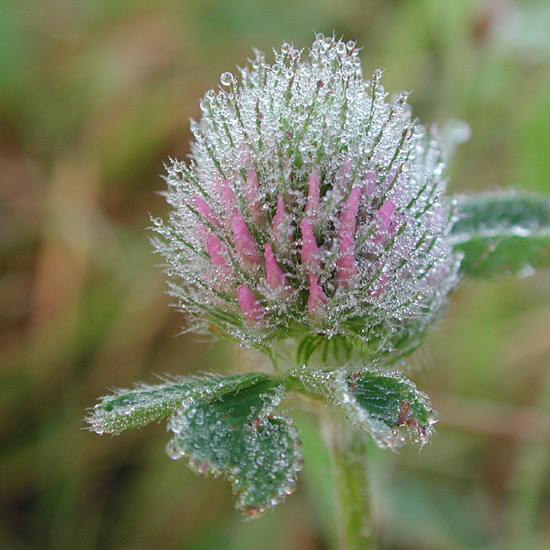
[322,412,377,550]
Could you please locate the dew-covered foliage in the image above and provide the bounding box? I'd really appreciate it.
[86,33,550,525]
[152,34,462,357]
[287,366,437,449]
[88,372,304,516]
[87,372,270,435]
[87,365,438,514]
[166,378,303,517]
[451,192,550,278]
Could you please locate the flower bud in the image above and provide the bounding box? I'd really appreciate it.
[153,35,461,361]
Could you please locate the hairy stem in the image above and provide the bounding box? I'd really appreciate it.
[322,412,377,550]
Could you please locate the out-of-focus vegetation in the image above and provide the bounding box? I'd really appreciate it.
[1,0,549,548]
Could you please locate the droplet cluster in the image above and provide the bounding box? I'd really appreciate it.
[288,365,438,449]
[166,382,303,516]
[153,34,461,355]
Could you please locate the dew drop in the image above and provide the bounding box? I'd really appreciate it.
[283,479,297,495]
[427,408,438,424]
[220,72,234,86]
[165,440,183,460]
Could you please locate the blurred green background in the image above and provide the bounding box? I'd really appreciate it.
[1,0,550,548]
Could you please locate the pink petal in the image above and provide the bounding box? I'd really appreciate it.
[336,231,358,284]
[245,169,264,222]
[300,218,321,273]
[218,179,237,217]
[340,157,352,184]
[377,199,396,231]
[207,234,227,267]
[339,187,361,236]
[307,273,327,321]
[231,212,262,266]
[192,195,218,227]
[264,243,289,290]
[246,169,259,194]
[361,171,377,197]
[305,170,320,217]
[237,285,265,322]
[272,194,288,238]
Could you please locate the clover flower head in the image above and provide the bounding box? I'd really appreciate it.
[153,34,462,363]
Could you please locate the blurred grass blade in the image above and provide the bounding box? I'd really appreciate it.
[287,367,437,449]
[166,378,303,518]
[87,372,270,435]
[451,193,550,278]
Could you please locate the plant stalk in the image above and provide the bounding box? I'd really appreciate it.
[322,412,377,550]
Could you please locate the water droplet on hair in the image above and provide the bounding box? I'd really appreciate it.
[220,72,234,86]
